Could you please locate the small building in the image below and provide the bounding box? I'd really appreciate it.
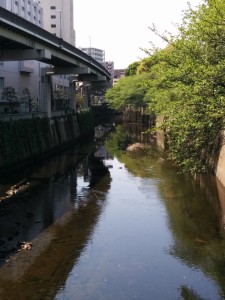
[113,69,125,85]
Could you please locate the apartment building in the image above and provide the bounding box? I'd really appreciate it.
[38,0,75,46]
[0,0,75,114]
[81,47,115,86]
[37,0,76,112]
[81,47,115,84]
[103,61,114,86]
[0,0,43,26]
[113,69,125,85]
[0,0,44,113]
[81,47,105,64]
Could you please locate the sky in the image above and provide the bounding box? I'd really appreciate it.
[74,0,203,69]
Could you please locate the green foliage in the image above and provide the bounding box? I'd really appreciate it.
[145,0,225,173]
[0,111,94,168]
[76,91,86,109]
[125,61,140,76]
[77,109,94,135]
[106,0,225,174]
[1,86,18,113]
[105,73,152,111]
[21,87,35,113]
[52,89,69,111]
[0,118,45,166]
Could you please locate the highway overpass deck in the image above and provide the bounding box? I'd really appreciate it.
[0,6,110,81]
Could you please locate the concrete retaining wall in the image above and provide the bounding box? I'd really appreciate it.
[0,110,93,170]
[215,132,225,187]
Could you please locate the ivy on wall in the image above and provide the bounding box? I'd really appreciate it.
[0,110,94,168]
[77,109,94,136]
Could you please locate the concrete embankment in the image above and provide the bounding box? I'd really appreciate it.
[0,110,94,171]
[215,132,225,187]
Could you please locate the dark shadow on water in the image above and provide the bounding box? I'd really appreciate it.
[88,153,110,188]
[0,131,112,265]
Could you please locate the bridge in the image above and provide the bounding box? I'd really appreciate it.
[0,6,110,117]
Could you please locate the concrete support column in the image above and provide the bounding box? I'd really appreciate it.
[41,70,52,118]
[69,76,77,113]
[82,82,91,108]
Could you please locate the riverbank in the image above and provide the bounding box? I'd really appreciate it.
[123,107,225,189]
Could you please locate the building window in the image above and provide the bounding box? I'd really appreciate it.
[51,24,56,28]
[51,6,56,9]
[51,15,56,19]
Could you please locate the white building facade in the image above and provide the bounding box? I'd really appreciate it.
[38,0,75,46]
[0,0,44,114]
[37,0,76,113]
[81,47,105,64]
[0,0,43,26]
[0,0,75,115]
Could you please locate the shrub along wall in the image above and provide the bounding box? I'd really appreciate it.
[77,109,94,136]
[0,110,94,169]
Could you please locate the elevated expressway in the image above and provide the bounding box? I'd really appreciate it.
[0,7,110,116]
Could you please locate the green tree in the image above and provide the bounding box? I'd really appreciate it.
[106,0,225,174]
[1,86,18,114]
[21,87,34,113]
[105,73,152,111]
[125,61,140,76]
[144,0,225,173]
[53,89,68,111]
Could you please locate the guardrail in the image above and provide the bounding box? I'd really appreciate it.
[0,112,47,121]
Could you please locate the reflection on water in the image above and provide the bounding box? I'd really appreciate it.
[0,139,92,264]
[1,123,225,299]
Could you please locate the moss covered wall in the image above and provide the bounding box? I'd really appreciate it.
[0,110,94,169]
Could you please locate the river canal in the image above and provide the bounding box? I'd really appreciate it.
[1,122,225,299]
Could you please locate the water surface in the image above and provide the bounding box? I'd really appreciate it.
[0,124,225,300]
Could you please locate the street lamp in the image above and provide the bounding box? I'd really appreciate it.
[57,10,62,38]
[89,35,92,57]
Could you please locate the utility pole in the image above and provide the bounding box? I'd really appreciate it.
[89,35,92,57]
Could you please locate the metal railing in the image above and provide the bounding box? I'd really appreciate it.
[0,112,47,121]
